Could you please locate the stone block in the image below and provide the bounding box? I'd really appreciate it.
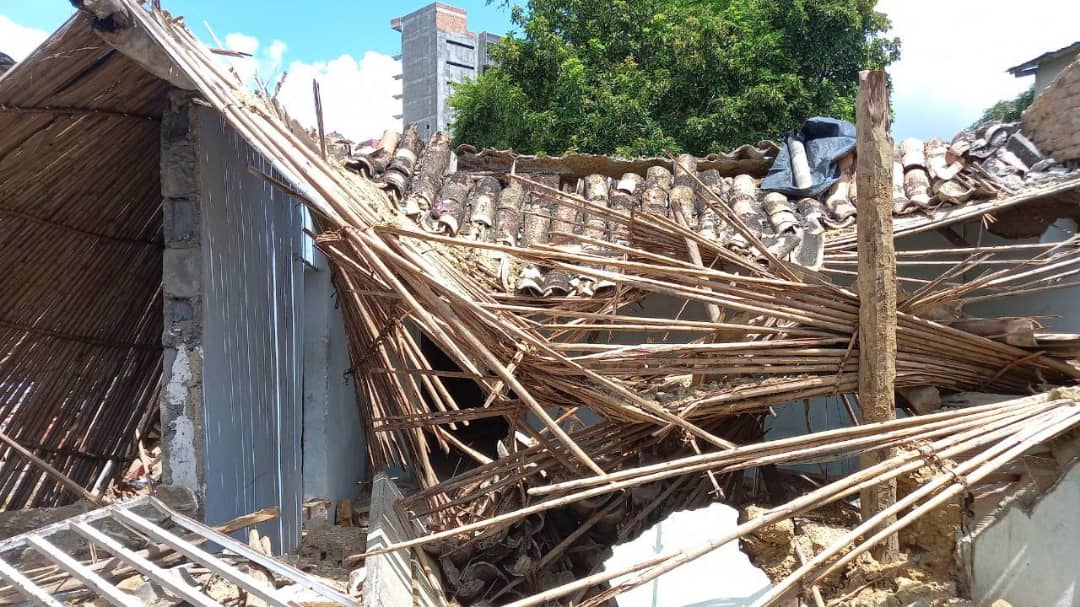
[1005,133,1045,168]
[161,140,199,199]
[164,197,199,244]
[166,298,195,323]
[163,298,201,347]
[163,248,202,298]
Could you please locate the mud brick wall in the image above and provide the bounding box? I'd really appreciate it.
[1023,57,1080,161]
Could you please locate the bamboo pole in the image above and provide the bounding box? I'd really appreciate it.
[503,402,1061,607]
[357,398,1052,559]
[0,429,103,506]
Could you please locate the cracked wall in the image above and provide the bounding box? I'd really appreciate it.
[159,91,207,501]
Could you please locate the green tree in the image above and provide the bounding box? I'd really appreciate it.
[449,0,900,156]
[971,87,1035,128]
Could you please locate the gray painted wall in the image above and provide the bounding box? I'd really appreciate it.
[962,218,1079,333]
[198,108,305,552]
[1035,52,1080,92]
[302,250,366,504]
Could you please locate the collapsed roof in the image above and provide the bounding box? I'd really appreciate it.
[0,13,168,509]
[3,1,1080,605]
[339,118,1080,301]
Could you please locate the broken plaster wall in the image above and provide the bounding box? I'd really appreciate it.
[966,452,1080,606]
[160,90,207,501]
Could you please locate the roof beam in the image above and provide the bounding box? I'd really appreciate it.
[0,104,158,121]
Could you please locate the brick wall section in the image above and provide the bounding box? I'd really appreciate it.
[435,4,468,35]
[1022,56,1080,161]
[158,90,207,504]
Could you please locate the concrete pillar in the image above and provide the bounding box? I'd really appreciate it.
[158,90,207,502]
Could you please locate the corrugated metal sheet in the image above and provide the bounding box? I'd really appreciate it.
[198,109,304,553]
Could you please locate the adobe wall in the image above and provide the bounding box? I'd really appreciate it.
[1022,57,1080,161]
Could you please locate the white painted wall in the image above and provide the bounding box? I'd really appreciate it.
[969,457,1080,606]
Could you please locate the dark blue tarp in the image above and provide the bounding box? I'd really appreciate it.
[760,117,857,198]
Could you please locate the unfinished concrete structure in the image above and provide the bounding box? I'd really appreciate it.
[391,2,501,137]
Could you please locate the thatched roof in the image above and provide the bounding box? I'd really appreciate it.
[0,12,169,508]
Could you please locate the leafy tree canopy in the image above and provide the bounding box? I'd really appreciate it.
[970,87,1035,129]
[449,0,900,156]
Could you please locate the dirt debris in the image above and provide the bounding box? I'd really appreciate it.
[287,498,370,585]
[897,464,961,579]
[291,523,368,581]
[739,491,969,607]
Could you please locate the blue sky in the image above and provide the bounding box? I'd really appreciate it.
[2,1,515,63]
[2,1,1078,143]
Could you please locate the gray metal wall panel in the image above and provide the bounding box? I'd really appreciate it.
[198,109,304,553]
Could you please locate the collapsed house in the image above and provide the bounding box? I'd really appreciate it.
[0,5,367,553]
[1,1,1079,606]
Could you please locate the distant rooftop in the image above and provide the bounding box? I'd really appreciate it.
[1007,41,1080,77]
[0,52,14,76]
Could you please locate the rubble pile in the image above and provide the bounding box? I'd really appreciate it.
[308,127,1080,605]
[4,4,1080,606]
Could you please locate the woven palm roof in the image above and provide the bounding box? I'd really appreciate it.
[0,12,168,508]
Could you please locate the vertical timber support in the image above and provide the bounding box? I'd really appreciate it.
[855,70,899,562]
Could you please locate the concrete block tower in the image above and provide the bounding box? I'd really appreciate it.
[391,3,501,138]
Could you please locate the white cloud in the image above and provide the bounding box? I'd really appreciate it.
[221,33,401,143]
[265,40,288,74]
[878,0,1080,140]
[277,52,402,143]
[223,32,259,55]
[0,15,49,61]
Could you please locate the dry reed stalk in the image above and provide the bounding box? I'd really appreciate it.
[508,399,1074,607]
[754,401,1080,605]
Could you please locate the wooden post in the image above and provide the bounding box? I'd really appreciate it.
[855,69,899,563]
